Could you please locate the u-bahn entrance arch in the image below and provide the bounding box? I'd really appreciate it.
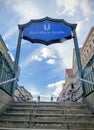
[13,17,85,97]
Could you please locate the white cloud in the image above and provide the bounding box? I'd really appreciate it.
[56,0,79,16]
[20,46,57,68]
[29,86,41,101]
[41,47,56,59]
[20,54,42,69]
[38,95,51,102]
[46,59,55,64]
[32,55,42,62]
[49,43,74,68]
[20,42,73,71]
[25,80,65,101]
[20,53,33,68]
[80,0,94,17]
[20,46,42,68]
[56,0,94,18]
[48,80,64,88]
[47,80,65,96]
[76,20,85,38]
[7,51,14,62]
[29,86,53,101]
[8,0,44,24]
[3,26,17,41]
[30,87,40,96]
[76,18,91,45]
[2,0,44,41]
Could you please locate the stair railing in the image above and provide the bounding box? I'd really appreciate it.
[0,77,17,96]
[79,78,94,85]
[0,78,29,101]
[0,78,17,86]
[72,78,94,101]
[79,78,94,97]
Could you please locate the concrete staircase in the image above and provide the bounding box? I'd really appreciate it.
[0,101,94,130]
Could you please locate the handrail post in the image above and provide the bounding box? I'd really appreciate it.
[12,27,23,96]
[72,28,86,97]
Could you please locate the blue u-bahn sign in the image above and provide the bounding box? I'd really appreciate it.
[19,17,76,45]
[14,17,84,97]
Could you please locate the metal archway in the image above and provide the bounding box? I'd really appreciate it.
[13,17,85,97]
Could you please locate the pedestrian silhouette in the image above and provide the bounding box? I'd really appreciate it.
[38,96,40,102]
[51,96,53,102]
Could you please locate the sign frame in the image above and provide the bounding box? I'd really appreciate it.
[13,17,85,97]
[19,17,76,45]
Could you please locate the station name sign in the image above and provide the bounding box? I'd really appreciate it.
[21,17,73,45]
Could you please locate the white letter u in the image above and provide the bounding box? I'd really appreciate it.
[44,24,50,30]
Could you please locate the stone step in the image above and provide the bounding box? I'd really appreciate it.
[0,101,94,129]
[9,102,88,110]
[1,113,94,122]
[1,128,94,130]
[6,108,91,115]
[33,114,94,122]
[0,120,94,129]
[10,104,86,109]
[2,113,93,116]
[10,106,62,110]
[11,104,60,108]
[12,101,60,106]
[7,107,86,110]
[12,101,85,106]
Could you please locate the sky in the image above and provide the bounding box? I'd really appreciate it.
[0,0,94,101]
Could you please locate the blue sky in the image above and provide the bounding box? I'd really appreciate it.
[0,0,94,101]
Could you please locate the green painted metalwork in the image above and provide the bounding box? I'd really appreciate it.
[83,55,94,97]
[0,51,14,96]
[13,17,84,97]
[13,29,22,96]
[72,29,85,96]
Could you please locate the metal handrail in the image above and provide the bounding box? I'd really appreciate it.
[70,85,82,101]
[71,77,94,101]
[79,78,94,85]
[0,78,17,86]
[72,86,81,93]
[0,77,28,101]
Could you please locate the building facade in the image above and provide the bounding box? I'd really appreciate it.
[65,69,77,101]
[81,27,94,69]
[81,27,94,97]
[58,83,66,101]
[72,49,82,101]
[65,69,74,91]
[0,35,14,96]
[0,35,33,102]
[72,49,80,89]
[14,86,33,101]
